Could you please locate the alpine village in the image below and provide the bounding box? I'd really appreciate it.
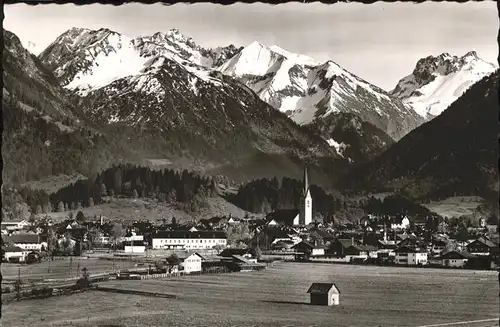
[1,4,499,326]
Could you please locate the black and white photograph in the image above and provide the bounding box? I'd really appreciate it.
[1,1,499,326]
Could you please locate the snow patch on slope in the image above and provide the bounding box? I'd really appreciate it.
[326,138,348,157]
[65,34,148,94]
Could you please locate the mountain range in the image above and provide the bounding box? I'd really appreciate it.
[5,28,344,187]
[341,70,499,203]
[391,51,496,120]
[218,41,425,141]
[2,26,497,204]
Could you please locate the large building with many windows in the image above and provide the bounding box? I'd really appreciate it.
[151,230,227,250]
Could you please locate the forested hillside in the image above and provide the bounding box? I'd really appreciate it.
[14,165,217,216]
[340,71,499,203]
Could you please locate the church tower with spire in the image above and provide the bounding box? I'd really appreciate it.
[299,166,313,226]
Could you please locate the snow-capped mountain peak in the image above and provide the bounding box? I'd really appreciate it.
[392,51,497,118]
[38,27,242,96]
[38,28,424,141]
[218,41,423,140]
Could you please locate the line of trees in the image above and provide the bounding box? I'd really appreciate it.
[229,177,345,219]
[360,195,438,218]
[16,165,217,215]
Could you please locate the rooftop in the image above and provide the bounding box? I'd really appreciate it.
[307,283,340,295]
[2,233,41,244]
[153,230,227,239]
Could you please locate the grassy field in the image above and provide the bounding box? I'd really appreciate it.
[43,196,259,224]
[20,173,87,194]
[2,262,498,327]
[1,258,137,282]
[422,196,484,218]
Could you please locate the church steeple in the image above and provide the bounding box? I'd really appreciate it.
[304,166,309,196]
[299,165,313,226]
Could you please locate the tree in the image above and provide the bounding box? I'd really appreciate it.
[59,233,75,255]
[251,245,262,260]
[111,223,124,247]
[12,202,31,221]
[68,211,74,220]
[76,211,85,223]
[166,189,177,203]
[57,201,64,212]
[166,253,181,267]
[172,217,177,226]
[47,228,57,256]
[35,204,42,215]
[88,197,94,207]
[100,183,107,197]
[456,225,470,242]
[28,212,37,226]
[486,214,498,225]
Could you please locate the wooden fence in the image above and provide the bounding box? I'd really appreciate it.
[93,286,177,299]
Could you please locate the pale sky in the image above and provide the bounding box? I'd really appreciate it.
[3,2,498,91]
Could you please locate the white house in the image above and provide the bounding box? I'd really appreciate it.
[122,233,144,243]
[228,217,240,225]
[97,236,111,245]
[440,251,469,268]
[312,247,325,256]
[395,246,428,266]
[391,216,410,230]
[152,231,227,250]
[431,239,448,255]
[179,252,203,273]
[2,233,44,251]
[267,219,279,226]
[2,245,31,263]
[124,244,146,253]
[1,220,30,234]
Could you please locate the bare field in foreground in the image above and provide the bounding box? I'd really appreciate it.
[1,258,136,282]
[2,262,498,327]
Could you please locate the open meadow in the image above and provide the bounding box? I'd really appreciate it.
[422,196,485,218]
[2,262,498,327]
[1,258,137,282]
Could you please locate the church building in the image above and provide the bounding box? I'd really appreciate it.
[293,167,313,226]
[264,167,313,227]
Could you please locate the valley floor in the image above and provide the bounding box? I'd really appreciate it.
[2,262,498,327]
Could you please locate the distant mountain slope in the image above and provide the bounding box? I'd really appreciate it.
[2,29,133,185]
[218,41,425,141]
[310,113,395,165]
[340,70,499,202]
[37,28,347,186]
[392,51,496,119]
